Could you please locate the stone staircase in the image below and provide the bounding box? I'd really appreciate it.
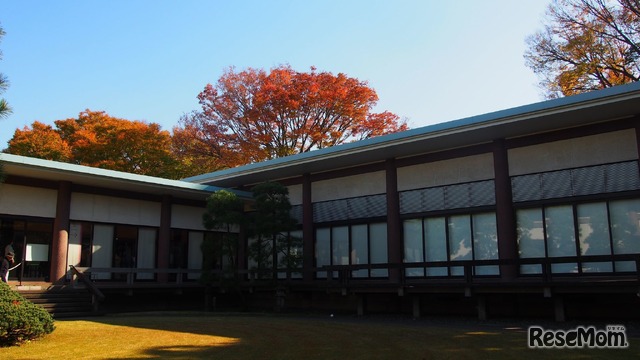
[16,285,102,318]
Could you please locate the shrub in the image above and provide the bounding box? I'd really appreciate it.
[0,282,55,347]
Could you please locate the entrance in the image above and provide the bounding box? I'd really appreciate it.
[0,219,53,282]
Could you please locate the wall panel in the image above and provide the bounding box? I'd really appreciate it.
[0,184,57,218]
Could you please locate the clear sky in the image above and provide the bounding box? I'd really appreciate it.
[0,0,550,150]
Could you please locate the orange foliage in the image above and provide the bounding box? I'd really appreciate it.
[175,65,408,169]
[6,121,72,161]
[6,110,183,178]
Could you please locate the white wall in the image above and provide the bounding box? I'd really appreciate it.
[0,184,57,218]
[508,129,638,176]
[70,193,161,226]
[312,171,386,202]
[397,153,495,191]
[171,204,207,231]
[287,184,303,206]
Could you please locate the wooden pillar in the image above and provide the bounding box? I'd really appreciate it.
[386,159,402,284]
[302,173,315,282]
[412,295,421,319]
[157,195,172,282]
[493,139,518,280]
[50,181,71,284]
[635,123,640,177]
[477,295,488,320]
[554,296,566,322]
[357,294,366,316]
[237,224,247,276]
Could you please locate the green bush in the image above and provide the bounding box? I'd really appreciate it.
[0,282,55,347]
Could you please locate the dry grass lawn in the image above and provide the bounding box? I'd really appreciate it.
[2,312,639,359]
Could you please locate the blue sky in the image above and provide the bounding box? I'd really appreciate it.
[0,1,550,149]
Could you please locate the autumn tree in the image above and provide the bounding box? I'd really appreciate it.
[171,111,233,177]
[173,65,408,171]
[7,121,71,161]
[5,110,185,178]
[525,0,640,98]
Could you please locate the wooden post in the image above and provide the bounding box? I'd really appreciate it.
[51,181,71,283]
[357,294,366,317]
[412,295,421,319]
[157,195,172,283]
[302,174,314,282]
[477,295,487,321]
[493,139,518,280]
[386,159,402,284]
[554,296,566,322]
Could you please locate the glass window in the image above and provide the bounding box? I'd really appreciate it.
[369,223,388,277]
[136,228,156,280]
[610,199,640,271]
[448,215,472,276]
[111,225,137,281]
[315,228,330,278]
[24,221,53,280]
[424,217,447,276]
[332,226,349,266]
[577,202,612,272]
[68,222,84,269]
[403,219,424,276]
[279,230,303,279]
[351,225,369,278]
[92,224,114,280]
[316,223,387,278]
[473,213,499,275]
[247,236,258,272]
[187,231,204,280]
[545,205,577,273]
[517,208,545,274]
[517,198,640,276]
[403,213,499,278]
[201,231,226,280]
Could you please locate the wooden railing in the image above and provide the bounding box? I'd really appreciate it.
[69,265,105,312]
[67,254,640,291]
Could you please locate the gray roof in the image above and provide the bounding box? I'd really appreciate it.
[185,82,640,188]
[0,153,252,200]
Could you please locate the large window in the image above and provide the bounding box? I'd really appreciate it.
[276,230,303,279]
[517,198,640,274]
[172,229,226,281]
[403,212,499,277]
[1,218,53,281]
[248,230,303,279]
[315,223,388,278]
[70,222,160,281]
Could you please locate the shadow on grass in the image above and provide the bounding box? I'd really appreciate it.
[110,345,234,360]
[69,313,640,360]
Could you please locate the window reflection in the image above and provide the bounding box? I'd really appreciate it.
[403,212,499,277]
[315,223,388,278]
[516,198,640,275]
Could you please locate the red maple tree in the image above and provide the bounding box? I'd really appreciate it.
[173,65,408,170]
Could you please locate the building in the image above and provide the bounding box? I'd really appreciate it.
[2,82,640,320]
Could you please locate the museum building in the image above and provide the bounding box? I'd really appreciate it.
[2,82,640,320]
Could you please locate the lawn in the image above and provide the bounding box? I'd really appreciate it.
[2,312,639,359]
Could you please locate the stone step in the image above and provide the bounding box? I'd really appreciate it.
[16,288,102,318]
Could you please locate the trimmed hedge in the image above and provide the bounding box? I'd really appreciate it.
[0,282,55,347]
